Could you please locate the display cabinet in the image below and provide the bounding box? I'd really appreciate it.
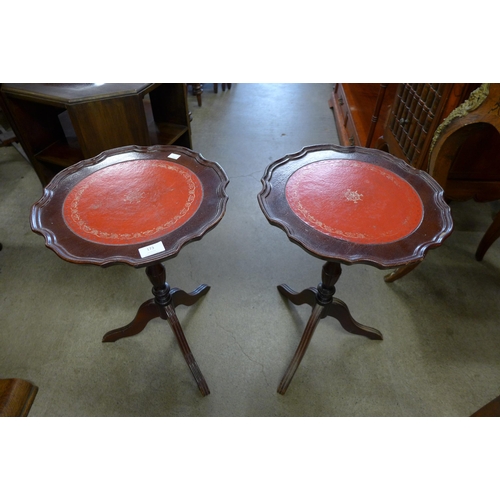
[378,83,479,170]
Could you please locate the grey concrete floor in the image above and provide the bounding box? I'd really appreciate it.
[1,83,500,417]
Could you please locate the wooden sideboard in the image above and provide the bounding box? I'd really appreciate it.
[0,83,192,186]
[330,84,480,172]
[329,84,398,148]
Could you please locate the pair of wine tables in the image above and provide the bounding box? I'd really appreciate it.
[31,144,452,396]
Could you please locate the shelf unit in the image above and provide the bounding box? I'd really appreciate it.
[329,83,397,147]
[0,83,192,186]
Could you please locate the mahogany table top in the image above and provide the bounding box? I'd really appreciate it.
[258,144,453,269]
[31,145,229,267]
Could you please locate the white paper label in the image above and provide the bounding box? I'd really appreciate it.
[139,241,165,258]
[168,153,181,160]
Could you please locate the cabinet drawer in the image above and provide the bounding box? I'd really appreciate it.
[343,110,359,146]
[331,84,360,147]
[334,84,348,123]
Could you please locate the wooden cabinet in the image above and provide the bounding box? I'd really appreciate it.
[0,83,192,186]
[329,84,398,148]
[379,83,479,171]
[427,83,500,202]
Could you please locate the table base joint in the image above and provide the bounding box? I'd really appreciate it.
[277,261,383,395]
[102,262,211,396]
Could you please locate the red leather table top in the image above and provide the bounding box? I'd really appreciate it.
[285,159,423,244]
[63,159,203,245]
[30,145,229,268]
[258,144,453,269]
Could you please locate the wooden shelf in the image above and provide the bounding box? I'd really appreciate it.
[36,140,85,168]
[150,122,190,146]
[143,98,191,147]
[0,83,192,186]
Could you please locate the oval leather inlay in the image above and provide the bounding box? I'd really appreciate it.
[285,159,423,244]
[63,159,203,245]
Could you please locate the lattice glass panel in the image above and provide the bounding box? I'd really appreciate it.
[388,84,446,166]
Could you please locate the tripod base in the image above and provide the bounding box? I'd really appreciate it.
[277,262,382,395]
[102,264,211,397]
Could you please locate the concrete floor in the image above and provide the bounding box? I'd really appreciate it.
[1,83,500,417]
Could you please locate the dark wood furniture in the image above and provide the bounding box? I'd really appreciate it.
[188,84,232,106]
[329,84,398,147]
[30,145,229,396]
[386,83,500,281]
[214,84,231,93]
[333,83,477,282]
[188,84,204,107]
[471,394,500,416]
[0,83,192,187]
[0,108,12,252]
[0,378,38,417]
[258,144,453,394]
[0,104,16,147]
[476,210,500,261]
[329,84,479,166]
[0,124,16,147]
[0,103,29,163]
[377,83,479,171]
[428,83,500,261]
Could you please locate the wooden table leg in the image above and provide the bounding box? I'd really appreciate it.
[471,394,500,416]
[170,285,210,307]
[278,303,324,395]
[162,303,210,396]
[102,299,160,342]
[277,261,382,394]
[189,84,203,106]
[475,211,500,261]
[103,262,210,396]
[384,261,421,282]
[0,378,38,417]
[323,298,382,340]
[277,284,317,308]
